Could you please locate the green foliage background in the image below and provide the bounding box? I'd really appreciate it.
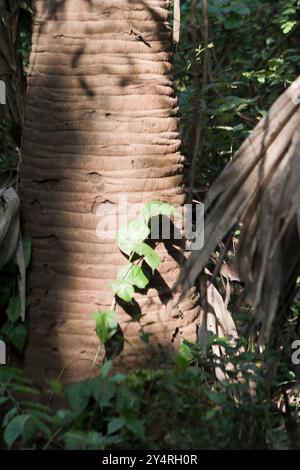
[176,0,300,186]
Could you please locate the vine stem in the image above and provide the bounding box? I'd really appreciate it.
[90,295,117,375]
[90,253,137,374]
[43,426,63,450]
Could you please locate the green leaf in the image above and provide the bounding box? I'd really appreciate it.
[111,280,134,302]
[62,430,106,450]
[135,243,160,272]
[111,373,126,383]
[29,415,52,439]
[224,14,242,30]
[2,408,18,428]
[3,414,30,448]
[1,322,14,339]
[117,264,133,280]
[6,297,20,324]
[93,310,117,344]
[47,379,64,395]
[230,4,250,16]
[204,389,228,405]
[19,400,48,412]
[118,264,149,289]
[129,265,149,289]
[178,342,193,362]
[12,384,40,395]
[175,354,189,371]
[116,218,150,255]
[11,324,27,352]
[108,417,125,435]
[281,21,296,34]
[53,409,74,427]
[65,380,91,415]
[141,201,177,221]
[19,413,51,443]
[100,360,112,378]
[125,416,145,439]
[22,239,32,269]
[0,366,26,383]
[92,376,116,408]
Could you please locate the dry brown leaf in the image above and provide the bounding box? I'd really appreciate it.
[220,263,240,282]
[0,186,20,270]
[180,77,300,339]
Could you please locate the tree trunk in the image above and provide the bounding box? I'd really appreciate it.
[21,0,200,384]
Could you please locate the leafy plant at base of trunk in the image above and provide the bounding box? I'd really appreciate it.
[93,201,177,349]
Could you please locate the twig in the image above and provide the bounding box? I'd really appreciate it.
[43,426,63,450]
[90,296,116,375]
[188,0,209,202]
[90,253,137,373]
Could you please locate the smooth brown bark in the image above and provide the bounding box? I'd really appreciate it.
[21,0,200,383]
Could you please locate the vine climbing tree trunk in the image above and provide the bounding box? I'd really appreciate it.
[21,0,201,384]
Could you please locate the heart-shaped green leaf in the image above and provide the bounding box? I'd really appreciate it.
[93,310,117,344]
[141,201,177,221]
[118,264,149,289]
[6,296,20,324]
[3,414,30,449]
[111,280,134,302]
[116,218,150,255]
[135,242,160,272]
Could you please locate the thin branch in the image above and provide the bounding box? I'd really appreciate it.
[188,0,209,201]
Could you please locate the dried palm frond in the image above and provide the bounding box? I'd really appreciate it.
[0,186,26,321]
[0,186,20,270]
[198,270,239,380]
[180,77,300,340]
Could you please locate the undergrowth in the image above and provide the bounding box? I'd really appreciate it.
[0,336,299,450]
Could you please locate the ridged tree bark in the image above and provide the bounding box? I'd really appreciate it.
[21,0,201,384]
